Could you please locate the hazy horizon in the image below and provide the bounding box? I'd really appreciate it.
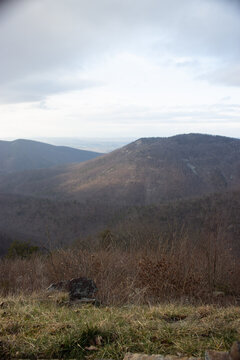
[0,136,136,152]
[1,131,240,153]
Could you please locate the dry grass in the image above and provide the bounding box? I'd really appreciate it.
[0,237,240,305]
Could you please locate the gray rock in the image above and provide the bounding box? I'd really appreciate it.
[46,277,98,302]
[124,343,240,360]
[68,277,97,301]
[124,355,199,360]
[205,350,229,360]
[124,354,165,360]
[205,341,240,360]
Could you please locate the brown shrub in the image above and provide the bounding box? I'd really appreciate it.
[0,237,240,305]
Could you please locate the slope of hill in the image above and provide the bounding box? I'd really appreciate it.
[0,139,102,173]
[1,133,240,254]
[0,189,240,256]
[0,134,240,204]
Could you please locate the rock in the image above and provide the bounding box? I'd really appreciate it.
[124,354,165,360]
[123,355,198,360]
[71,297,96,304]
[230,342,240,360]
[205,351,229,360]
[68,277,97,301]
[205,342,240,360]
[124,343,240,360]
[46,277,98,302]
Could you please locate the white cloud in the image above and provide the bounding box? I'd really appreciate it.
[0,0,239,138]
[0,72,103,104]
[204,64,240,87]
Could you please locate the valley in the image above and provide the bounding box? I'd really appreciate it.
[0,133,240,256]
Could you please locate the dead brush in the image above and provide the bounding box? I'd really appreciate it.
[0,237,240,304]
[137,254,206,301]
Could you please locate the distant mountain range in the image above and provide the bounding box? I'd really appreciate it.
[0,133,240,254]
[0,139,102,173]
[1,133,239,202]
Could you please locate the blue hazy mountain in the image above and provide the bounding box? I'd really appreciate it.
[0,139,102,173]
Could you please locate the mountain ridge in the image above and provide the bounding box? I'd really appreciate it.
[1,133,240,254]
[0,133,239,204]
[0,138,102,173]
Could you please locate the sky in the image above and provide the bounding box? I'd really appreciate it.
[0,0,240,140]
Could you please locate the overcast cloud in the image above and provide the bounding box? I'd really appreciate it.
[0,0,239,139]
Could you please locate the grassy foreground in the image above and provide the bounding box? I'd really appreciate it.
[0,294,240,359]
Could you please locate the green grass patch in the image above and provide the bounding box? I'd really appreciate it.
[0,295,239,359]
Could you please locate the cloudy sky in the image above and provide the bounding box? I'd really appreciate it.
[0,0,240,140]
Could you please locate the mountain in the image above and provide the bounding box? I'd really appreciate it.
[1,133,240,254]
[0,134,240,204]
[0,139,102,173]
